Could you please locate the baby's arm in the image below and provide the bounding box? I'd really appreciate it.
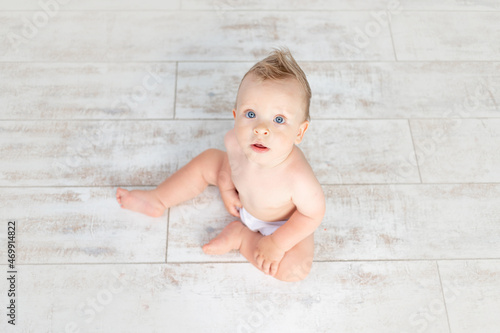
[218,154,241,217]
[270,180,325,251]
[217,131,241,217]
[254,173,325,276]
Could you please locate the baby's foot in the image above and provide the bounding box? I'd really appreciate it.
[202,221,244,255]
[116,188,166,217]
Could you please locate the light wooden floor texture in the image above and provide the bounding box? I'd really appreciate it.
[1,1,500,332]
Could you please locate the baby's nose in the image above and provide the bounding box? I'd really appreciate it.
[254,125,269,136]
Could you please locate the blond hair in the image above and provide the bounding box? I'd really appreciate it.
[238,48,311,121]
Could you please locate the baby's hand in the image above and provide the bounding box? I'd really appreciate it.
[220,189,242,217]
[254,236,286,277]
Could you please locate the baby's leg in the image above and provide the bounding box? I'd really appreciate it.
[117,149,225,217]
[203,222,314,282]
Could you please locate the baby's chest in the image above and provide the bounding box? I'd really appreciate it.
[233,168,293,207]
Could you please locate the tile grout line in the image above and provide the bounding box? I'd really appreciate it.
[436,261,453,333]
[2,182,500,189]
[407,119,423,183]
[0,9,499,12]
[173,61,178,120]
[9,258,500,266]
[2,60,500,64]
[2,117,500,122]
[165,208,170,263]
[387,10,398,62]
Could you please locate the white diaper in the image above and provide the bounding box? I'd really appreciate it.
[239,207,287,236]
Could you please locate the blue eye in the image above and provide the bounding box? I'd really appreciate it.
[245,111,256,118]
[274,116,285,124]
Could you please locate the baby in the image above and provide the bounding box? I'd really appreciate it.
[116,49,325,282]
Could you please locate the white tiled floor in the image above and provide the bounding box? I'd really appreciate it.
[1,1,499,332]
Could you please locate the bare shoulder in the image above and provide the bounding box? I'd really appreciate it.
[287,146,317,182]
[288,146,325,218]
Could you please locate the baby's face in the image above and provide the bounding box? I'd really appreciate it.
[233,73,309,167]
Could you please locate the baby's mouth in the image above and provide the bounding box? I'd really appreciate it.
[251,143,270,153]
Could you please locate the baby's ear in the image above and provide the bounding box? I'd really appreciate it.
[295,121,309,144]
[232,109,236,119]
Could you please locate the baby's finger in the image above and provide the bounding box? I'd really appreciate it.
[235,200,242,210]
[231,205,240,217]
[228,206,238,217]
[225,202,240,217]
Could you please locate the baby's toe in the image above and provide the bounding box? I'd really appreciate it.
[116,188,127,204]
